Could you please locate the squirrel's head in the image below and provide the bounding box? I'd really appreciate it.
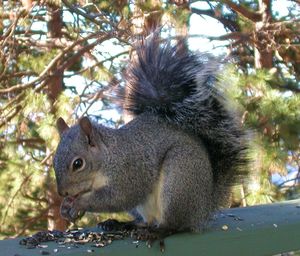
[53,117,109,198]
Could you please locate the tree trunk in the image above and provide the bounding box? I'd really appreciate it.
[254,0,273,69]
[47,179,68,231]
[45,2,67,231]
[0,1,3,36]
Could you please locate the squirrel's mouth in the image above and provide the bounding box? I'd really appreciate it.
[69,189,91,200]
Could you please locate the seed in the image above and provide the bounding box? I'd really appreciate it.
[222,225,229,231]
[38,244,48,248]
[234,217,244,221]
[93,242,105,247]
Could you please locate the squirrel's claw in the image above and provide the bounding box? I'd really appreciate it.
[97,219,167,252]
[131,226,171,252]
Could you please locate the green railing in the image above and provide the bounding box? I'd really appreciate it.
[1,199,300,256]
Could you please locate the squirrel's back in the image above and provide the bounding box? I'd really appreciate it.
[123,36,249,207]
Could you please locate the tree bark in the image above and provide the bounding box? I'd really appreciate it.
[45,2,67,231]
[46,2,64,104]
[47,178,68,231]
[221,0,262,22]
[254,0,273,69]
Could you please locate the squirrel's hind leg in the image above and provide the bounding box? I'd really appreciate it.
[158,143,214,232]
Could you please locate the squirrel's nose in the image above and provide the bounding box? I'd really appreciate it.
[57,182,69,197]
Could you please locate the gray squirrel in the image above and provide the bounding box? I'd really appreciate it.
[53,36,248,233]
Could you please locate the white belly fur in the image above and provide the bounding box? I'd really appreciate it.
[136,171,165,225]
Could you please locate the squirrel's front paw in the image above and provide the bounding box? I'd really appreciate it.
[60,196,85,222]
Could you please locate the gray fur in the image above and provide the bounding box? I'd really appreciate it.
[53,37,248,231]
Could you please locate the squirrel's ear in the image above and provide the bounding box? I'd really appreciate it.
[79,117,95,146]
[56,117,69,136]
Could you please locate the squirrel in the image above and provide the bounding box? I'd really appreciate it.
[53,36,249,233]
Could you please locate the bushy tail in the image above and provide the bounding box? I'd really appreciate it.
[124,36,249,206]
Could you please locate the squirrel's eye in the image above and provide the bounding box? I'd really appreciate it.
[72,158,85,172]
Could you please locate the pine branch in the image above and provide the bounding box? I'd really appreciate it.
[0,92,25,113]
[64,50,129,77]
[208,31,250,41]
[269,79,300,93]
[14,37,73,49]
[0,105,22,128]
[5,138,46,150]
[56,37,107,72]
[0,31,111,95]
[219,0,262,22]
[190,7,239,31]
[61,0,114,28]
[15,207,50,237]
[0,173,34,228]
[41,150,55,165]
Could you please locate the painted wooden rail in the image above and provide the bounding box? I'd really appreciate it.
[1,199,300,256]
